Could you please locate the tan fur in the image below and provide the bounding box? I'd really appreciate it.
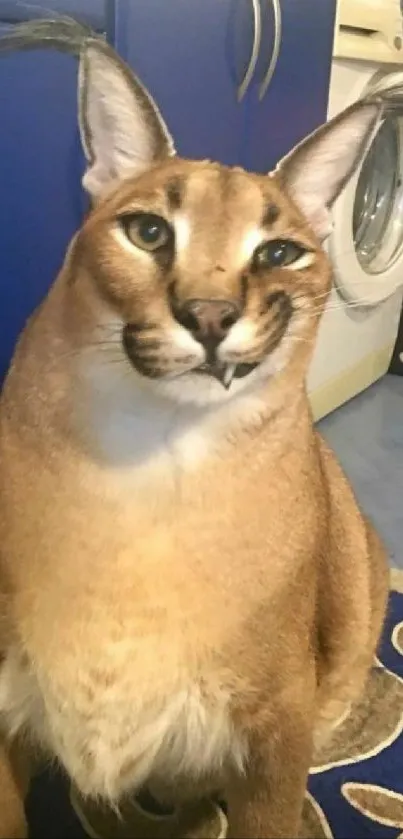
[0,740,29,838]
[0,27,391,836]
[0,156,389,838]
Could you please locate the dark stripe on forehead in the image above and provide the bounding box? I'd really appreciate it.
[262,203,280,226]
[216,165,236,201]
[166,178,183,210]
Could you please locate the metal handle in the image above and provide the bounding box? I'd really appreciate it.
[259,0,282,101]
[237,0,262,102]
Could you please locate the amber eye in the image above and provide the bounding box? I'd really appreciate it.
[121,213,172,252]
[253,239,306,269]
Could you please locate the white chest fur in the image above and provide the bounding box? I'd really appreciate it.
[0,645,247,801]
[78,343,272,479]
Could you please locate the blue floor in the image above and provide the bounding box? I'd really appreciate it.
[318,374,403,569]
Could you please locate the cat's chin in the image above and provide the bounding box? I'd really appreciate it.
[147,364,265,408]
[194,361,258,390]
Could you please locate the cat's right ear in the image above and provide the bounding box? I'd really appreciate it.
[78,42,176,200]
[276,100,381,240]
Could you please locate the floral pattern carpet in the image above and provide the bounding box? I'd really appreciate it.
[27,570,403,839]
[304,569,403,839]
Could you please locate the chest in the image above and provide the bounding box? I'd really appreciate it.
[0,638,247,802]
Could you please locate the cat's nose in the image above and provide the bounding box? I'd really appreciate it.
[175,299,241,348]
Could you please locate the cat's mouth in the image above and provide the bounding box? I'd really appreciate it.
[195,360,258,389]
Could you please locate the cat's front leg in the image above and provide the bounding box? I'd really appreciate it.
[226,696,313,839]
[0,739,29,839]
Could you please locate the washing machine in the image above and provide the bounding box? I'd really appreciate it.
[308,0,403,420]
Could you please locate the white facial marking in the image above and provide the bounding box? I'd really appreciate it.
[220,319,257,357]
[168,325,204,363]
[287,251,316,271]
[238,227,265,266]
[174,215,191,254]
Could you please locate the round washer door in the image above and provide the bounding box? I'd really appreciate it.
[329,96,403,305]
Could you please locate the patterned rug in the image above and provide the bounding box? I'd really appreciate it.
[26,569,403,839]
[304,568,403,839]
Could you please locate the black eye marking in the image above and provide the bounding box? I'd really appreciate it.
[240,273,248,306]
[252,239,306,271]
[215,265,226,273]
[266,290,289,308]
[260,290,293,318]
[168,279,180,311]
[166,178,183,210]
[262,203,280,226]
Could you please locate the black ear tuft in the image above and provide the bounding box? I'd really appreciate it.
[0,17,176,200]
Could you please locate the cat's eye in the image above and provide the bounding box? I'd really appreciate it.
[253,239,306,270]
[121,213,172,252]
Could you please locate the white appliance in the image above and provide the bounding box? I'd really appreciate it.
[308,0,403,420]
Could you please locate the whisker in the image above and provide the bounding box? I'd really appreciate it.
[300,301,369,319]
[310,283,380,303]
[100,358,128,367]
[87,341,122,349]
[288,335,316,348]
[54,345,124,362]
[293,277,388,309]
[317,299,370,312]
[92,330,122,341]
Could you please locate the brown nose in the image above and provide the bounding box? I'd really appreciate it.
[175,299,241,348]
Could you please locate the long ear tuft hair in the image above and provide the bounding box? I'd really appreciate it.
[276,73,403,240]
[276,100,382,240]
[0,17,176,200]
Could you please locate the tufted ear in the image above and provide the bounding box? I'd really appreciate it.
[0,16,176,200]
[78,43,175,199]
[276,101,382,240]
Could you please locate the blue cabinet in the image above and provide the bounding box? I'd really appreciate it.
[0,0,106,28]
[111,0,253,166]
[0,0,108,382]
[243,0,336,173]
[0,22,87,381]
[114,0,336,173]
[0,0,106,381]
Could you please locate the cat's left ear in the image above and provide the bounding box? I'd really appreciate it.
[276,100,382,240]
[77,42,176,199]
